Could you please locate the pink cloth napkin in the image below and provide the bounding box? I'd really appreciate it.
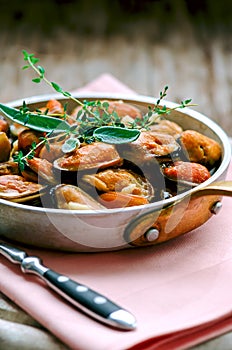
[1,74,232,350]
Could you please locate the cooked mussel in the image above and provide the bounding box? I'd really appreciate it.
[26,157,57,184]
[99,192,149,208]
[51,184,106,210]
[149,120,183,138]
[105,100,142,119]
[0,174,46,202]
[53,142,122,172]
[39,142,64,162]
[17,129,44,156]
[37,99,64,115]
[82,168,154,200]
[179,130,222,166]
[117,131,180,165]
[162,161,211,187]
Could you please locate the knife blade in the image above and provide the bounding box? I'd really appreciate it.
[0,242,137,330]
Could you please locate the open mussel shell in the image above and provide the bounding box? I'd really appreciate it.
[116,131,181,166]
[161,161,212,192]
[9,190,47,204]
[164,176,199,189]
[53,142,123,172]
[0,175,47,203]
[81,167,155,201]
[50,184,106,210]
[52,142,123,187]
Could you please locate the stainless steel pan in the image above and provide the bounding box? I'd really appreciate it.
[0,93,231,252]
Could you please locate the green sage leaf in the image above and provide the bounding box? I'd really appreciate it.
[0,103,71,133]
[93,126,140,144]
[62,137,80,153]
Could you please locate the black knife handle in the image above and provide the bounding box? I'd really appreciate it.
[20,255,136,330]
[43,269,119,318]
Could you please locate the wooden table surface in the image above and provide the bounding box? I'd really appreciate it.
[1,1,232,348]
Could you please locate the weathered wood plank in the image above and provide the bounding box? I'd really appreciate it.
[1,26,231,135]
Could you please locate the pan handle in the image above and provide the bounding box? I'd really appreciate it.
[191,180,232,197]
[124,181,232,247]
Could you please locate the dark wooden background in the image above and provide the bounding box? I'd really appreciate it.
[1,0,232,135]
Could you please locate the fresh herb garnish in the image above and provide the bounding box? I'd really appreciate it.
[13,150,27,171]
[0,103,71,133]
[61,137,80,153]
[0,50,195,169]
[93,126,140,144]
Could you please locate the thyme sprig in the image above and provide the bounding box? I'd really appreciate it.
[22,50,195,133]
[22,50,141,145]
[22,50,123,125]
[22,50,83,106]
[0,50,196,171]
[129,86,196,130]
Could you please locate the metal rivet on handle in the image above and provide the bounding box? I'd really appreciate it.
[210,201,222,215]
[145,228,160,242]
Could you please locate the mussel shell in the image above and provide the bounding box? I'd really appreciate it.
[116,131,181,166]
[9,192,46,204]
[53,142,122,172]
[178,130,222,166]
[148,120,183,138]
[82,167,155,201]
[99,191,149,208]
[50,184,106,210]
[0,175,46,202]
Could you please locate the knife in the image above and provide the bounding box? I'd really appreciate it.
[0,242,137,330]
